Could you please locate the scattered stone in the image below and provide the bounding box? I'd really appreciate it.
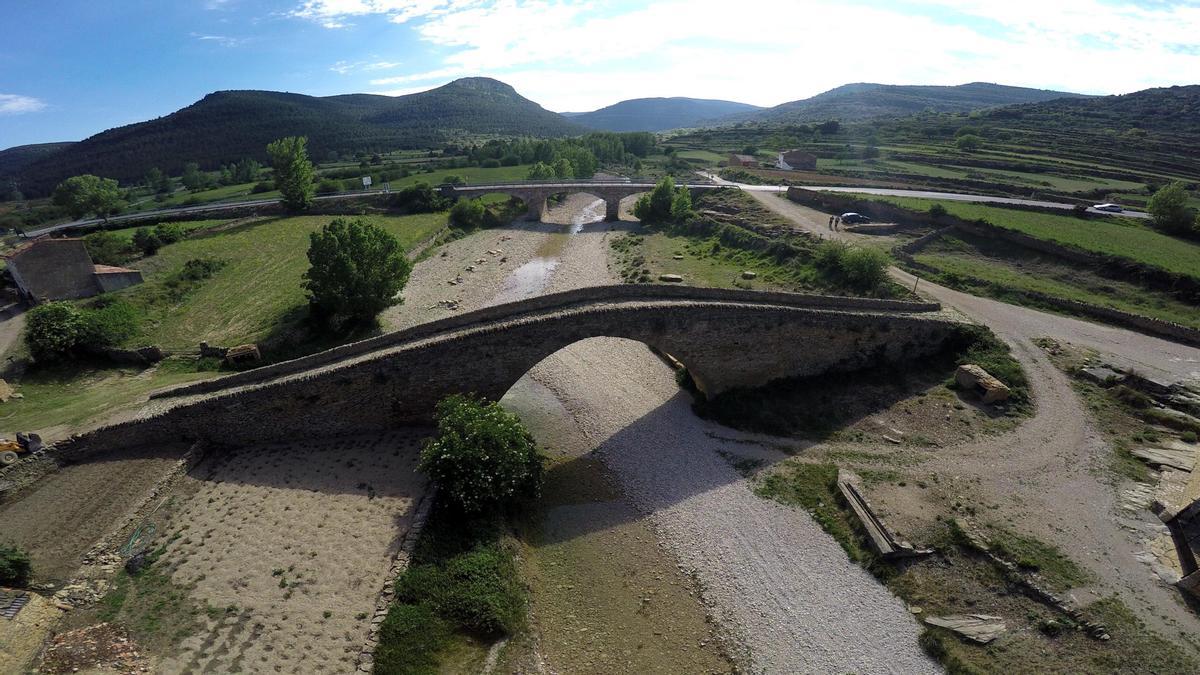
[925,614,1006,644]
[956,364,1011,404]
[883,435,902,445]
[0,378,14,402]
[741,271,757,280]
[659,274,683,283]
[225,344,261,366]
[1131,444,1196,472]
[673,254,684,260]
[1079,366,1125,386]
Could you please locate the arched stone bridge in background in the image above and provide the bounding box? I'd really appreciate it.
[52,285,961,461]
[440,180,731,221]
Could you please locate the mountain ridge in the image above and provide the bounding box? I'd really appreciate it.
[714,82,1088,125]
[568,97,763,132]
[6,77,584,196]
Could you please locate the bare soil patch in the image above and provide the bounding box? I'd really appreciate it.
[96,432,429,674]
[0,444,190,584]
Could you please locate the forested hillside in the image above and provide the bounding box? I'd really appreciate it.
[721,82,1085,125]
[569,97,762,131]
[6,78,584,196]
[0,142,75,177]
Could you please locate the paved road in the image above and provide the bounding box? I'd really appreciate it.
[27,173,1148,238]
[24,181,724,238]
[701,171,1152,219]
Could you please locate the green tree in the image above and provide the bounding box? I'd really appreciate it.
[1147,181,1197,236]
[181,162,206,191]
[419,394,543,514]
[52,174,122,221]
[955,134,983,152]
[551,158,573,178]
[633,176,691,224]
[144,167,171,194]
[267,136,316,211]
[526,162,555,180]
[25,302,88,362]
[303,218,411,325]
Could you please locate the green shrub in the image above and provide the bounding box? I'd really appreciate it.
[389,182,450,214]
[838,247,890,290]
[25,301,88,362]
[812,240,889,291]
[419,394,543,514]
[250,180,273,194]
[929,203,948,219]
[0,543,32,586]
[448,199,486,230]
[84,231,132,266]
[82,298,140,347]
[395,545,524,636]
[373,603,451,675]
[316,178,342,194]
[479,158,501,168]
[132,227,162,255]
[153,222,185,245]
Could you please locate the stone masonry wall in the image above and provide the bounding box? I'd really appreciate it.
[44,294,956,470]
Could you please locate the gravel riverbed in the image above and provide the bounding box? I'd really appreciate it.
[384,196,937,672]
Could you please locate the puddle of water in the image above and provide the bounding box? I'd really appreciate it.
[489,198,604,305]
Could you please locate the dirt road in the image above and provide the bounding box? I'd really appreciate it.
[750,188,1200,639]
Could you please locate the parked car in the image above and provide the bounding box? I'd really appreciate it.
[1092,203,1123,212]
[840,212,871,224]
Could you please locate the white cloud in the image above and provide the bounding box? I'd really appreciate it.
[0,94,47,115]
[191,32,245,47]
[291,0,480,28]
[359,0,1200,110]
[332,59,404,74]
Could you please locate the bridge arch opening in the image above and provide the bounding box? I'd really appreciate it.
[543,191,610,227]
[454,192,530,224]
[497,336,708,432]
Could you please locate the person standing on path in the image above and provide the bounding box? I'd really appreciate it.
[828,215,834,230]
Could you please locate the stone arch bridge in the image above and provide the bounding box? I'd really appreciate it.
[440,180,729,221]
[53,286,959,460]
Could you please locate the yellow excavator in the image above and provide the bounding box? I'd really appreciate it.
[0,433,42,466]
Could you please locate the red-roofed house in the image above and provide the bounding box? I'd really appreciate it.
[4,238,143,304]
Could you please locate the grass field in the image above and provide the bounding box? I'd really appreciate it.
[122,212,445,349]
[101,220,228,244]
[913,234,1200,328]
[389,164,533,187]
[0,212,446,436]
[0,359,213,433]
[853,194,1200,279]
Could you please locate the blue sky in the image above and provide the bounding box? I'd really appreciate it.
[2,0,1199,149]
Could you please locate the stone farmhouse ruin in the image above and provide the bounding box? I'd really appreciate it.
[3,237,143,304]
